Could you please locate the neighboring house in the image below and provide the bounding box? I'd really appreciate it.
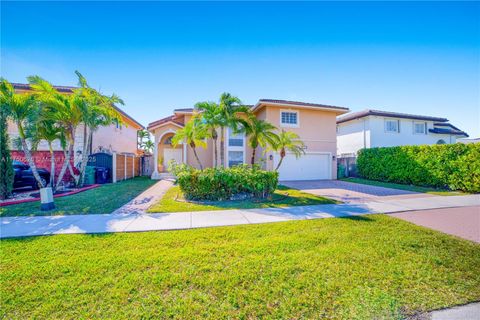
[148,99,349,181]
[8,83,144,177]
[336,109,469,156]
[458,138,480,144]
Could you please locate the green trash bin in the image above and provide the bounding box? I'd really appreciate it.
[85,166,96,185]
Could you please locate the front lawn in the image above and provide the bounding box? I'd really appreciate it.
[1,215,479,319]
[0,177,157,217]
[147,185,337,213]
[342,177,464,196]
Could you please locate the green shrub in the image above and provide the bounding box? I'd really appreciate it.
[0,108,14,200]
[357,143,480,193]
[172,164,279,201]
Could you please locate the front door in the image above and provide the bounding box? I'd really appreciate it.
[163,148,183,170]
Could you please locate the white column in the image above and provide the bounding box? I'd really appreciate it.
[132,155,135,177]
[124,154,127,180]
[151,137,161,179]
[112,152,117,183]
[183,142,187,164]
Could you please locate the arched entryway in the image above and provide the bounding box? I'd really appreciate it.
[157,131,183,172]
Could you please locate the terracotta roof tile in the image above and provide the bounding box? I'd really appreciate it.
[259,99,349,111]
[147,115,184,130]
[12,83,144,129]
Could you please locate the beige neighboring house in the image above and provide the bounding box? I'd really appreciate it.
[148,99,349,181]
[8,83,144,163]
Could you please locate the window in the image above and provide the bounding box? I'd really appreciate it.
[414,122,426,134]
[385,119,399,133]
[163,136,173,145]
[228,151,243,167]
[227,128,245,167]
[228,130,243,147]
[280,111,298,127]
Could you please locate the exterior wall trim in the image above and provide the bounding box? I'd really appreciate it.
[149,121,184,132]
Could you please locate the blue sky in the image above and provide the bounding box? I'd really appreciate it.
[2,1,479,137]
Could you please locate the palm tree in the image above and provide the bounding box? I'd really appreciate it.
[0,91,14,199]
[27,75,86,189]
[28,116,66,188]
[269,130,305,171]
[218,93,247,167]
[0,79,46,188]
[74,71,123,186]
[195,101,221,167]
[143,139,154,154]
[242,115,279,166]
[172,115,208,170]
[138,129,150,150]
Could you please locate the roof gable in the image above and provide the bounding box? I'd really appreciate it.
[337,109,448,124]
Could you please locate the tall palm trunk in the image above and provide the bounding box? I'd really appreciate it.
[251,147,256,166]
[56,141,73,189]
[250,138,258,168]
[78,127,93,187]
[17,124,44,188]
[275,148,286,171]
[48,142,55,189]
[211,129,218,168]
[275,156,284,171]
[190,142,203,170]
[220,126,225,167]
[20,139,45,188]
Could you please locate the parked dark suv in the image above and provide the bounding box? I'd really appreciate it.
[13,160,51,190]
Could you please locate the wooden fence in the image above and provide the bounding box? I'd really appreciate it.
[113,153,141,182]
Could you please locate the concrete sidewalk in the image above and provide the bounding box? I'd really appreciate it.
[1,194,478,238]
[429,302,480,320]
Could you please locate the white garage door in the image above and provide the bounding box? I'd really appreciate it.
[274,153,331,181]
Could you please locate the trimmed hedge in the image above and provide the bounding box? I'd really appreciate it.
[357,143,480,193]
[172,164,279,201]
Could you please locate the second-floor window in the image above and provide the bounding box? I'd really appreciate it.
[280,111,298,127]
[228,129,243,147]
[385,119,399,133]
[414,122,427,134]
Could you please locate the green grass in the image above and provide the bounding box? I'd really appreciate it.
[0,177,157,217]
[147,185,337,213]
[1,215,479,319]
[342,177,464,196]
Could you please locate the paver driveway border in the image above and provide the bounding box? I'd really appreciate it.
[281,179,434,203]
[391,206,480,243]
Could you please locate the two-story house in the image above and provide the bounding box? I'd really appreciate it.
[148,99,349,181]
[8,83,144,180]
[336,109,468,157]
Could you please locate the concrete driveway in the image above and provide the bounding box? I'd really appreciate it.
[282,180,432,203]
[391,206,480,243]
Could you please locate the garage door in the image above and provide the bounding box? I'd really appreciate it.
[274,153,331,181]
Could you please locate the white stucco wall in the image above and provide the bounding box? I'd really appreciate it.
[337,115,458,155]
[337,118,370,156]
[92,123,139,155]
[369,116,456,147]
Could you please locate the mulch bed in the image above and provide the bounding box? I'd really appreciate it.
[0,184,101,207]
